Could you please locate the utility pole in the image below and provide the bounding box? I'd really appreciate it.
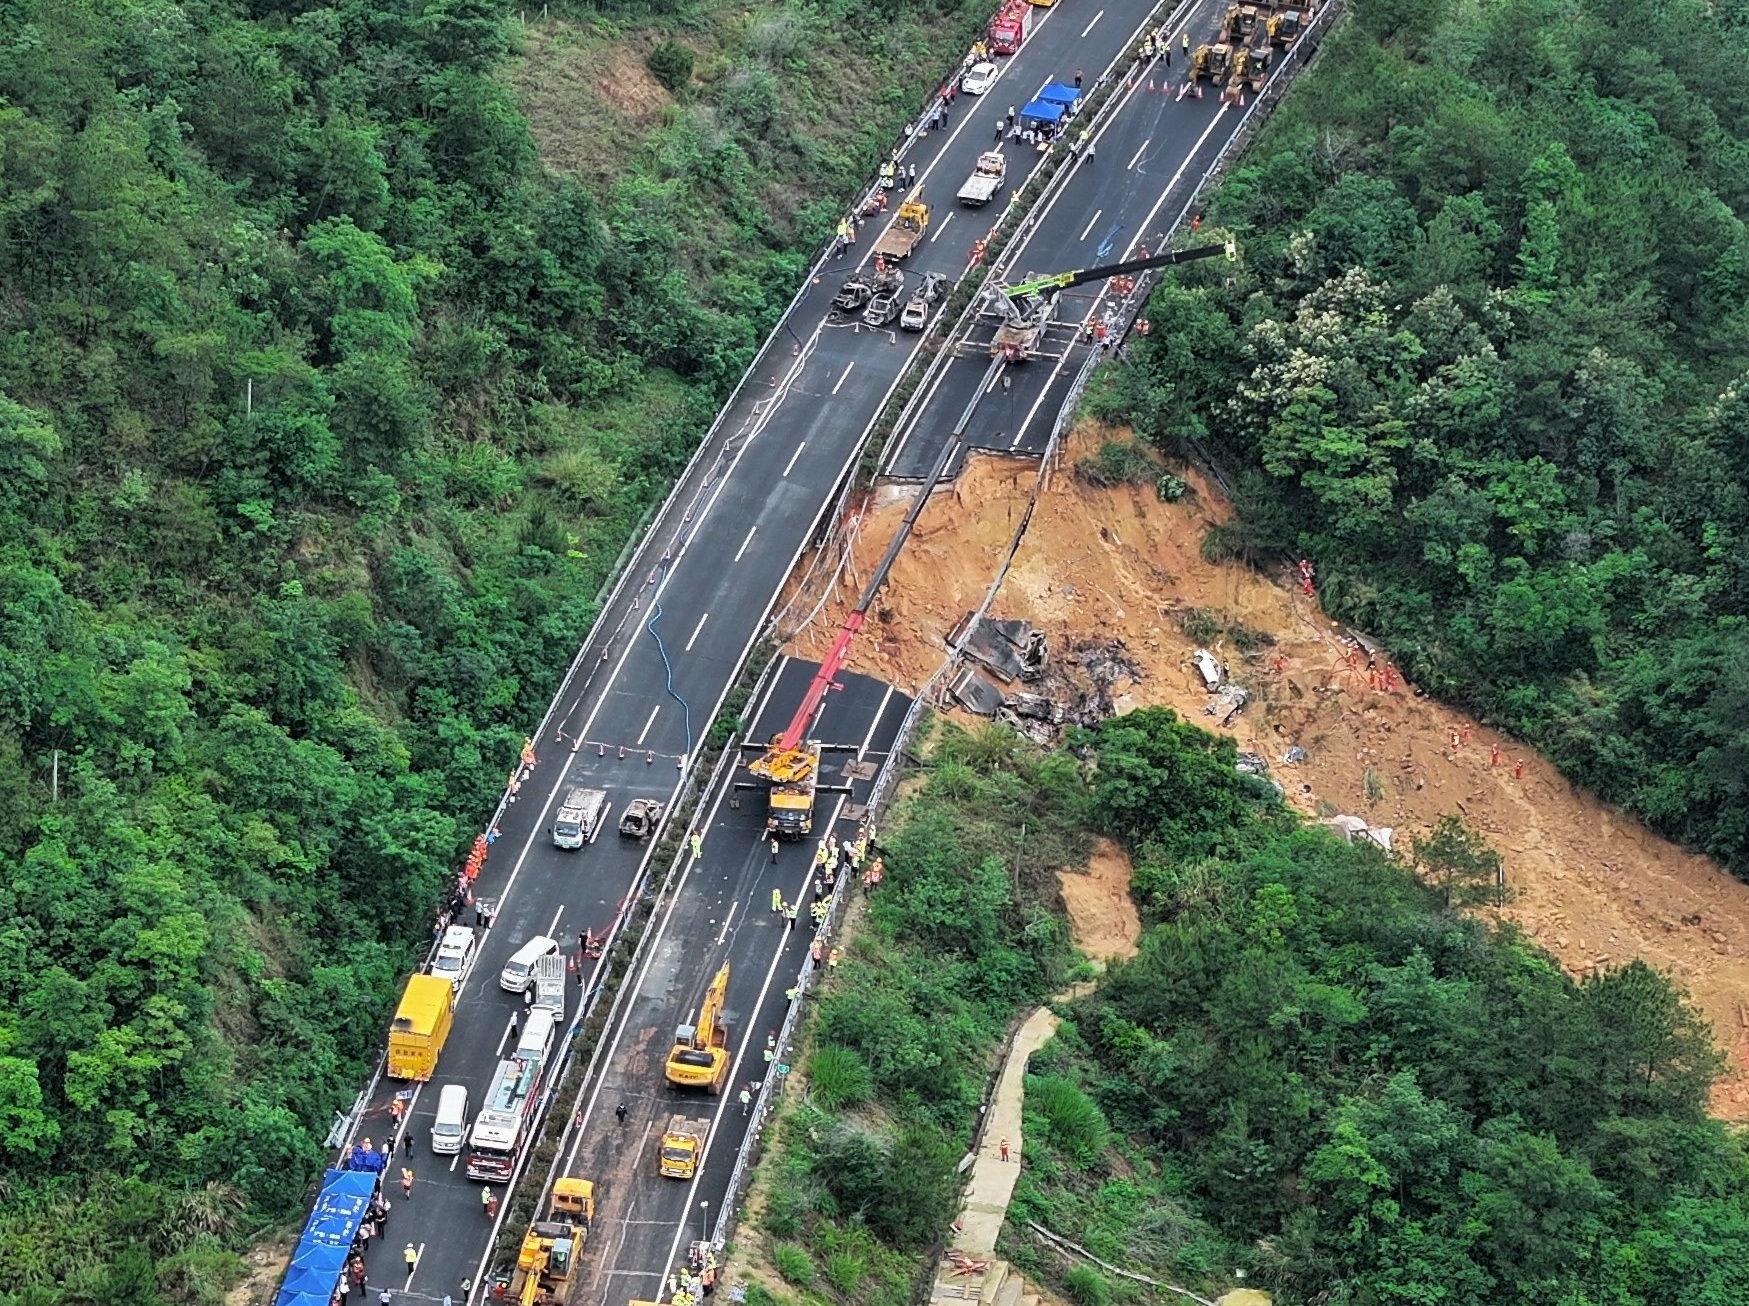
[50,749,59,802]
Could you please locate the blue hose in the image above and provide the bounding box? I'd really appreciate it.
[645,583,694,758]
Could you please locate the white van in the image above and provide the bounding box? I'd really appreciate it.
[500,935,560,992]
[515,1009,558,1063]
[430,925,475,989]
[430,1083,470,1155]
[552,786,609,849]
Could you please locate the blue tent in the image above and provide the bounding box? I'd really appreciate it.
[1038,81,1081,107]
[275,1168,378,1306]
[1018,98,1065,126]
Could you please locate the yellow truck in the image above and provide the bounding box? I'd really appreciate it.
[387,973,455,1080]
[659,1115,710,1179]
[871,195,931,261]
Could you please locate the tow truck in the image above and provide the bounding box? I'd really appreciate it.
[958,151,1008,206]
[988,240,1235,361]
[871,193,931,260]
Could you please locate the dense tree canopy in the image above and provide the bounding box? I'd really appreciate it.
[1010,709,1749,1305]
[0,0,984,1301]
[1097,0,1749,875]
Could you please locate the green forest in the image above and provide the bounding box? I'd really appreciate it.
[745,710,1749,1304]
[0,1,979,1302]
[1097,0,1749,876]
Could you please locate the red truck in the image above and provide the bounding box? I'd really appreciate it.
[989,0,1027,54]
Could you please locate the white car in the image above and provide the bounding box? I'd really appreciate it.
[961,62,999,96]
[430,925,475,990]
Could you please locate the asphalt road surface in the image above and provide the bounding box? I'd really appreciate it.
[882,0,1244,481]
[330,4,1180,1303]
[557,660,907,1306]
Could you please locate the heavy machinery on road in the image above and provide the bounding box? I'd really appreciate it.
[871,194,931,260]
[502,1178,594,1306]
[658,1115,711,1179]
[958,151,1008,206]
[1191,42,1235,83]
[988,241,1235,361]
[665,963,731,1093]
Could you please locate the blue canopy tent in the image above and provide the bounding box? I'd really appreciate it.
[275,1168,378,1306]
[1018,98,1065,127]
[1038,81,1081,107]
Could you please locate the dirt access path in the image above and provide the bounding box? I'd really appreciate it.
[784,424,1749,1118]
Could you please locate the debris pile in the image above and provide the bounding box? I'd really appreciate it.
[943,614,1143,744]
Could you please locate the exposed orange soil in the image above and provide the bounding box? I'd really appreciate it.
[784,423,1749,1117]
[1058,837,1141,964]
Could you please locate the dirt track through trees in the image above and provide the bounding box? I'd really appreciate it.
[785,423,1749,1118]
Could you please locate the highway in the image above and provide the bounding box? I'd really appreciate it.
[559,660,907,1306]
[329,3,1184,1304]
[884,0,1244,481]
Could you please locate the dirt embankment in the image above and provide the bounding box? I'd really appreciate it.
[783,425,1749,1118]
[1058,838,1141,965]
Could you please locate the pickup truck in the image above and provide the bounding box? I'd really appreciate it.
[871,197,930,260]
[958,152,1008,206]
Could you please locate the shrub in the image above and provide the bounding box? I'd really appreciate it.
[1156,472,1188,501]
[825,1252,866,1294]
[808,1045,875,1110]
[772,1243,815,1286]
[1074,439,1155,488]
[1064,1266,1111,1306]
[647,40,696,92]
[1027,1074,1110,1164]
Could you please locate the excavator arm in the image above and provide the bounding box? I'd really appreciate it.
[1003,238,1234,301]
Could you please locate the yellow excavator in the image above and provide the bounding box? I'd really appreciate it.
[504,1178,595,1306]
[664,963,731,1093]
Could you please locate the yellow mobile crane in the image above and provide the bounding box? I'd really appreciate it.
[665,963,731,1093]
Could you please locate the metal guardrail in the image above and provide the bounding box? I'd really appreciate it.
[703,0,1207,1243]
[705,0,1347,1257]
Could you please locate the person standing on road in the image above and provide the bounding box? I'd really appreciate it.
[1074,68,1083,88]
[689,830,703,861]
[769,836,780,862]
[786,901,798,932]
[771,886,783,914]
[616,1102,628,1125]
[403,1243,419,1274]
[1006,105,1016,127]
[400,1168,413,1200]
